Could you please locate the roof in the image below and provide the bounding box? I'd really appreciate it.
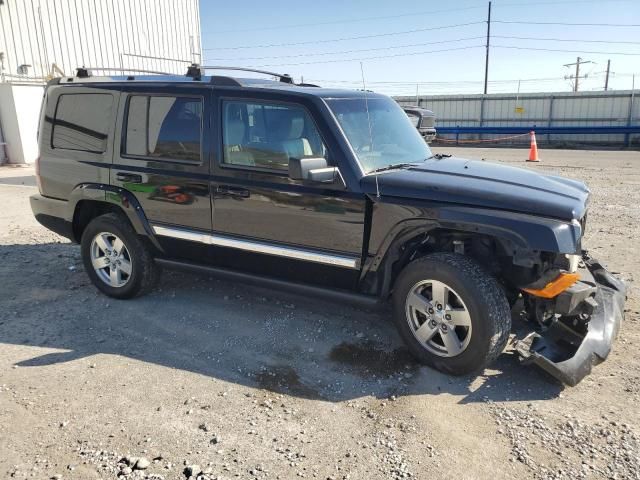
[50,66,391,101]
[400,106,436,115]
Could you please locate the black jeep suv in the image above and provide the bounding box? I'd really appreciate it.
[30,66,625,385]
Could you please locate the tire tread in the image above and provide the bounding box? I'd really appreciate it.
[392,252,511,374]
[81,212,159,299]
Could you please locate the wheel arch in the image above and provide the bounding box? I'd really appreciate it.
[69,183,162,252]
[361,206,582,299]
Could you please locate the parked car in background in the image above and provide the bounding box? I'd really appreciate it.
[402,106,437,143]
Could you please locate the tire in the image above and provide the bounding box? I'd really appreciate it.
[80,212,159,299]
[392,252,511,375]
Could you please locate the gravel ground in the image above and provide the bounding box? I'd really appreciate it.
[1,147,639,480]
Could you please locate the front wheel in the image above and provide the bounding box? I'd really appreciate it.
[392,253,511,375]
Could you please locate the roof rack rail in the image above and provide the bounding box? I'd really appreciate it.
[75,67,175,77]
[199,65,293,84]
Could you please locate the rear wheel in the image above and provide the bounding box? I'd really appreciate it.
[392,253,511,375]
[81,213,159,299]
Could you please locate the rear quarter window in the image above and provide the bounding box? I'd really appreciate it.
[51,93,113,153]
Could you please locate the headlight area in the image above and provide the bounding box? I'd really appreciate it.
[519,252,593,328]
[515,251,626,386]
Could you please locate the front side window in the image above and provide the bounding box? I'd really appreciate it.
[52,93,113,153]
[326,96,432,173]
[124,95,202,162]
[222,100,327,172]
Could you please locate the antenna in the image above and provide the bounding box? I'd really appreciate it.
[359,62,374,150]
[360,62,379,197]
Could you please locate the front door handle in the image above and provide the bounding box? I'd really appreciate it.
[216,185,250,198]
[116,172,142,183]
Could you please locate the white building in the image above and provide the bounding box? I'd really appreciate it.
[0,0,202,164]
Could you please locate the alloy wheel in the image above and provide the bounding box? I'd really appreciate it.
[90,231,132,288]
[405,279,472,357]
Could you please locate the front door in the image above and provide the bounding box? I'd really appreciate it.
[210,94,366,289]
[111,86,212,260]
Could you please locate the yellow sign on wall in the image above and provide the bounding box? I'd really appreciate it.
[515,106,525,114]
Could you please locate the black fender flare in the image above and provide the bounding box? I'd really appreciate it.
[361,205,582,297]
[67,183,163,252]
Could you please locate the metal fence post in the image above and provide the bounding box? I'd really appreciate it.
[547,95,554,145]
[626,79,636,147]
[479,96,485,141]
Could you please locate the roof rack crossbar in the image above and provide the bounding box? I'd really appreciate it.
[200,65,293,84]
[76,67,175,76]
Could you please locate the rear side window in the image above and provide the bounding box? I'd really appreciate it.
[124,95,202,162]
[52,94,113,153]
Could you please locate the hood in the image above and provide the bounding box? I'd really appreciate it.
[360,157,590,221]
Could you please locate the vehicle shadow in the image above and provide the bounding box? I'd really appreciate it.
[0,175,37,187]
[0,242,564,404]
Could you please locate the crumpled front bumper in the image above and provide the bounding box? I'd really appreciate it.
[515,254,626,386]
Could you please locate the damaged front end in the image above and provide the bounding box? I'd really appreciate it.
[515,252,626,386]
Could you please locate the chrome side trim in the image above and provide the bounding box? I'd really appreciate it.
[152,225,359,269]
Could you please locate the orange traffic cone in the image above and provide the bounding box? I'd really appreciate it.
[527,131,540,162]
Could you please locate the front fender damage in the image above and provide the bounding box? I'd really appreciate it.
[515,253,626,386]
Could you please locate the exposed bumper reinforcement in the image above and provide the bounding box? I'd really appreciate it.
[515,254,626,386]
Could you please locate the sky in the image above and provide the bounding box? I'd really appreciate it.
[198,0,640,96]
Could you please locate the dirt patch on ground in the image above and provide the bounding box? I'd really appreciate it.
[329,341,418,378]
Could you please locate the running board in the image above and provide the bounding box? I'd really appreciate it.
[155,258,381,310]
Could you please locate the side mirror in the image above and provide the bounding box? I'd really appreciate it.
[289,157,339,183]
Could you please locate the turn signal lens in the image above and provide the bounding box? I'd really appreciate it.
[522,273,580,299]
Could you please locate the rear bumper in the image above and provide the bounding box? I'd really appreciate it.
[515,253,626,386]
[30,193,75,241]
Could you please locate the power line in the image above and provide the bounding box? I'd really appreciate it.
[206,5,485,34]
[204,36,485,61]
[202,21,485,51]
[203,0,636,35]
[497,0,635,6]
[494,20,640,27]
[248,45,486,68]
[494,45,640,56]
[205,35,640,63]
[226,42,638,69]
[307,76,572,85]
[494,35,640,45]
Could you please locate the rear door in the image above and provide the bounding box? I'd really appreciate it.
[111,85,212,259]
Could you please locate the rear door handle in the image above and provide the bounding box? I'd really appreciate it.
[116,172,142,183]
[216,185,250,198]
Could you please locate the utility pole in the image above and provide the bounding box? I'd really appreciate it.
[564,57,593,92]
[483,1,492,95]
[604,59,611,91]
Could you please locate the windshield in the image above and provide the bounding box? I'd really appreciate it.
[326,96,432,174]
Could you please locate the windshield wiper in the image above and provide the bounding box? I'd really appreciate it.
[426,153,452,160]
[368,163,420,174]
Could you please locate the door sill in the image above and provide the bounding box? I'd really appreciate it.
[155,258,381,310]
